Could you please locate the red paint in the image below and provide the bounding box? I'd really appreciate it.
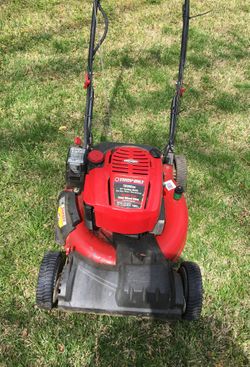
[88,150,104,164]
[64,149,188,265]
[83,146,163,234]
[65,221,116,265]
[65,194,116,265]
[180,87,186,96]
[156,165,188,261]
[74,136,82,145]
[84,73,91,89]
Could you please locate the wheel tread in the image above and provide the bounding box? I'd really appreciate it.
[36,251,64,310]
[179,261,203,321]
[174,155,187,191]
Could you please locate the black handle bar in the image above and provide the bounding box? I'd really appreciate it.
[83,0,108,150]
[164,0,190,159]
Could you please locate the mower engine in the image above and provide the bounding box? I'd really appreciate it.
[83,145,164,235]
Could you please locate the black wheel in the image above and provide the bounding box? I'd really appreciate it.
[36,251,65,310]
[179,261,203,321]
[174,155,187,191]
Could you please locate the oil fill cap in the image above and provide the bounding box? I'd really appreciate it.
[88,150,104,164]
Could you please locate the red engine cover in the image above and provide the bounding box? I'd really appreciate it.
[82,146,163,234]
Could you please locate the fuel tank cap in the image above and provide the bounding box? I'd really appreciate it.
[88,150,104,164]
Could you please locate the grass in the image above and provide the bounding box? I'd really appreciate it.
[0,0,249,366]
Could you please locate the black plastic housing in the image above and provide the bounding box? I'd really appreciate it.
[66,146,86,189]
[55,191,81,245]
[57,235,185,320]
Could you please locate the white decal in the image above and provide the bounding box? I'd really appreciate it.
[114,177,144,185]
[164,180,176,191]
[123,159,139,164]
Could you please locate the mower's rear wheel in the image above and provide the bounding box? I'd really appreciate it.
[36,251,65,310]
[174,155,187,191]
[179,261,203,321]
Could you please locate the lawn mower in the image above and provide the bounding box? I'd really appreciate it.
[36,0,203,320]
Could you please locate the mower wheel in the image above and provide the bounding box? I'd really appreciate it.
[174,155,187,191]
[36,251,65,310]
[179,261,203,321]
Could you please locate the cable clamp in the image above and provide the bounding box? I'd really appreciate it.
[84,73,91,89]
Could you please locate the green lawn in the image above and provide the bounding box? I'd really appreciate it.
[0,0,249,366]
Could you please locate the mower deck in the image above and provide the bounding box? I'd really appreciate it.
[57,235,185,319]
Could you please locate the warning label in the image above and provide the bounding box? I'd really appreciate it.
[114,177,145,209]
[57,197,67,228]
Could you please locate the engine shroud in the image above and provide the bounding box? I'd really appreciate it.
[82,146,163,234]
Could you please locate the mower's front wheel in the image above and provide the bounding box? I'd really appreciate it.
[174,155,187,191]
[36,251,65,310]
[179,261,203,321]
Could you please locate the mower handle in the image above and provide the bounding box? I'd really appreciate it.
[164,0,190,159]
[83,0,109,150]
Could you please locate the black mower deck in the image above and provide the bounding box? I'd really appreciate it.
[57,235,185,320]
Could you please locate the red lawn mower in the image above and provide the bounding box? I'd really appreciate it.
[36,0,203,320]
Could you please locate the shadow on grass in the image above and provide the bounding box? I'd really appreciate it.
[0,120,58,153]
[88,316,249,367]
[1,89,247,200]
[100,70,124,142]
[0,307,248,367]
